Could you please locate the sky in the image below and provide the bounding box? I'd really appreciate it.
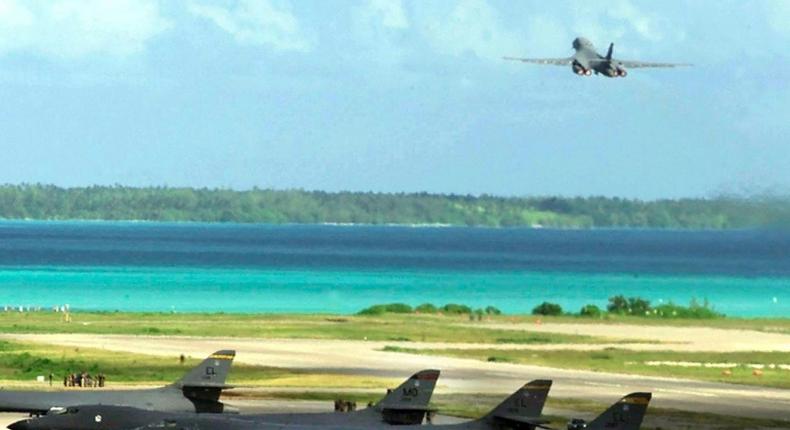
[1,0,789,199]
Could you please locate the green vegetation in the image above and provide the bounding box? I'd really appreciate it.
[415,303,438,313]
[356,297,723,319]
[385,347,790,389]
[605,295,724,319]
[0,340,297,384]
[483,306,502,315]
[0,312,605,344]
[1,184,789,228]
[476,313,790,333]
[357,303,501,317]
[532,302,563,316]
[356,303,414,315]
[579,304,603,317]
[607,295,652,315]
[439,303,473,315]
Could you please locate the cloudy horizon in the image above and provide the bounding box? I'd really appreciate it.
[1,0,789,199]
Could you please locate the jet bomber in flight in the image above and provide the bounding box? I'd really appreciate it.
[504,37,690,77]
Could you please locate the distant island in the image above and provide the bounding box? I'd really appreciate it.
[0,184,787,229]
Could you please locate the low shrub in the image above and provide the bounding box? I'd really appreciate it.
[579,304,602,317]
[357,303,413,315]
[532,302,563,316]
[415,303,438,314]
[441,303,473,314]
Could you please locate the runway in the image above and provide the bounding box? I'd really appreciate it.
[3,334,788,422]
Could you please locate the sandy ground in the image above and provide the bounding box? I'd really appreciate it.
[463,322,790,352]
[2,333,789,423]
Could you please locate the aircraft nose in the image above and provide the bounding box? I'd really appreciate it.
[7,419,31,430]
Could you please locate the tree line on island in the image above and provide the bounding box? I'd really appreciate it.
[358,295,723,319]
[0,184,788,228]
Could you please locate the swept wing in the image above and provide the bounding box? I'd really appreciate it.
[612,59,691,68]
[503,56,573,66]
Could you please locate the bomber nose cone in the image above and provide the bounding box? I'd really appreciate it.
[7,419,31,430]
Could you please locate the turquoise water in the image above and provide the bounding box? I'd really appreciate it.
[1,266,787,317]
[0,222,788,316]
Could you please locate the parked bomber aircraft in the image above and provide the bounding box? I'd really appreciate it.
[135,391,648,430]
[0,350,235,415]
[7,370,445,430]
[504,37,690,77]
[565,393,652,430]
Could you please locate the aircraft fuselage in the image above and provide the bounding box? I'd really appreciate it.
[571,37,627,78]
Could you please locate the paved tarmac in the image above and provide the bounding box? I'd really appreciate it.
[3,334,789,422]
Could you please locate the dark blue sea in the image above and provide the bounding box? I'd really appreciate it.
[0,221,788,316]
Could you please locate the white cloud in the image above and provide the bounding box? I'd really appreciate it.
[188,0,312,52]
[421,0,525,60]
[0,0,171,59]
[766,0,790,37]
[607,0,663,42]
[364,0,409,29]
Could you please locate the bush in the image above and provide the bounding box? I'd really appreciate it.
[607,295,629,313]
[486,356,514,363]
[579,304,602,317]
[532,302,563,316]
[607,295,651,315]
[628,297,651,315]
[357,303,413,315]
[441,303,473,314]
[653,298,724,319]
[415,303,438,314]
[484,306,502,315]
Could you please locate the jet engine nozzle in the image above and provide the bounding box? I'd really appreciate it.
[572,62,591,76]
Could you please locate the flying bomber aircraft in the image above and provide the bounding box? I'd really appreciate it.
[0,350,236,415]
[504,37,690,77]
[10,380,556,430]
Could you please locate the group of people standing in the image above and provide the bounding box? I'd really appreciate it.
[62,372,106,388]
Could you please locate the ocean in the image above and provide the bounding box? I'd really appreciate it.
[0,221,788,316]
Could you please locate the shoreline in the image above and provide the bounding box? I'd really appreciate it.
[0,218,783,231]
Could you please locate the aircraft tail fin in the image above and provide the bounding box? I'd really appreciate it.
[175,350,236,388]
[375,370,440,424]
[606,43,614,60]
[376,369,440,410]
[483,380,553,424]
[586,392,652,430]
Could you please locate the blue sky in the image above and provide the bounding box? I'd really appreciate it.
[1,0,789,199]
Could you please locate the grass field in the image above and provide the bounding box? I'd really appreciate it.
[485,314,790,334]
[1,311,789,390]
[0,340,395,388]
[0,310,788,429]
[0,312,611,344]
[382,346,790,389]
[3,311,789,338]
